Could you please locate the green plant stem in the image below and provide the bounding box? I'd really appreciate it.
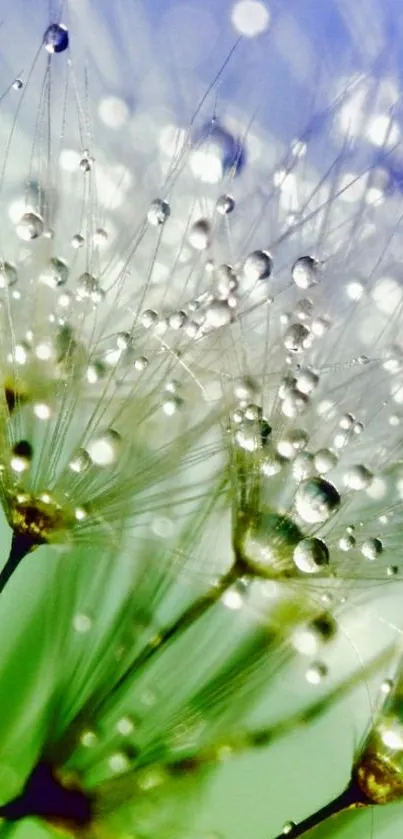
[270,778,370,839]
[0,532,37,594]
[100,565,240,712]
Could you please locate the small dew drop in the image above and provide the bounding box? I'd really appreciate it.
[11,440,33,473]
[188,218,211,251]
[291,256,320,289]
[93,228,108,246]
[243,249,273,282]
[43,23,69,53]
[71,233,85,249]
[205,299,232,328]
[87,429,122,467]
[69,449,91,474]
[40,258,68,289]
[16,211,44,241]
[344,464,373,491]
[305,661,328,685]
[0,262,18,288]
[141,309,158,329]
[381,679,394,695]
[147,198,171,226]
[283,323,312,354]
[73,614,92,633]
[116,716,136,736]
[361,537,383,560]
[314,449,338,474]
[162,395,183,416]
[216,193,235,215]
[76,272,100,301]
[109,751,131,774]
[33,402,51,420]
[80,729,98,748]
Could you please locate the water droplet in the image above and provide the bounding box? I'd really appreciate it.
[16,211,44,241]
[0,262,17,288]
[141,309,158,329]
[339,412,355,430]
[73,613,92,633]
[109,751,131,774]
[282,823,296,836]
[295,368,319,395]
[361,537,383,560]
[338,534,356,551]
[87,429,122,467]
[162,395,183,416]
[344,464,373,491]
[134,356,148,371]
[71,233,85,249]
[33,402,51,420]
[116,716,136,736]
[147,198,171,226]
[11,440,33,473]
[292,256,320,289]
[43,23,69,53]
[293,538,329,574]
[243,250,273,282]
[292,452,315,481]
[188,218,211,250]
[222,579,248,610]
[12,78,23,91]
[79,149,94,173]
[205,299,232,328]
[294,477,340,524]
[215,263,238,298]
[86,360,107,384]
[240,510,302,577]
[305,661,328,685]
[381,679,394,695]
[216,193,235,215]
[40,258,68,289]
[93,228,108,246]
[314,449,338,474]
[281,389,308,418]
[76,272,100,301]
[283,323,312,353]
[191,121,245,183]
[80,729,98,748]
[69,449,91,474]
[292,614,336,655]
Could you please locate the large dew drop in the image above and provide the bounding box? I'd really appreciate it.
[294,477,340,524]
[239,510,302,577]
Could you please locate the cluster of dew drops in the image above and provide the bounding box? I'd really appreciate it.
[2,19,400,722]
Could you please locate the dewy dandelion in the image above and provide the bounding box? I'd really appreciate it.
[1,0,403,837]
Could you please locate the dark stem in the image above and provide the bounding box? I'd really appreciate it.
[271,778,370,839]
[0,531,38,595]
[0,763,93,829]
